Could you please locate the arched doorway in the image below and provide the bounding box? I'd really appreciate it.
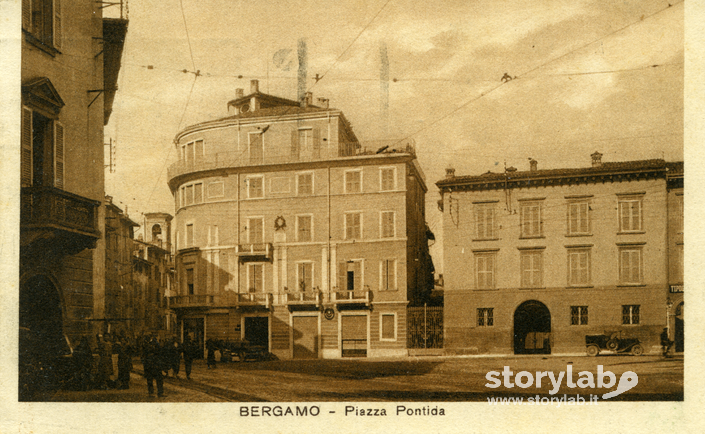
[675,302,684,353]
[19,274,65,400]
[514,300,551,355]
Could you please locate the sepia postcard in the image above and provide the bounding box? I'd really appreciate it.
[1,0,701,432]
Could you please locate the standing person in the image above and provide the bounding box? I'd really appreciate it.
[182,335,196,380]
[206,338,216,369]
[143,335,165,397]
[96,334,113,390]
[661,327,673,357]
[168,338,181,378]
[73,337,93,391]
[116,337,133,389]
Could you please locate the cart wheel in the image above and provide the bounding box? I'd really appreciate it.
[631,344,644,356]
[586,345,599,357]
[606,339,619,351]
[239,350,246,362]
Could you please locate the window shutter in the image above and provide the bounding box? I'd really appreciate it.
[291,129,299,159]
[312,127,320,157]
[53,0,61,49]
[22,0,31,31]
[21,107,33,187]
[354,261,362,291]
[54,121,64,188]
[338,261,346,291]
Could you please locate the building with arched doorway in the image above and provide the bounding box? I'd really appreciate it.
[438,155,683,355]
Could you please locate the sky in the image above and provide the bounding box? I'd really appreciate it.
[103,0,684,271]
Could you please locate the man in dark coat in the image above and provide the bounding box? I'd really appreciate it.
[143,336,165,397]
[182,335,196,379]
[167,338,181,378]
[206,338,217,369]
[116,337,133,389]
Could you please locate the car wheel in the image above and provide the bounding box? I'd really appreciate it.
[631,344,644,356]
[606,339,619,351]
[586,345,599,357]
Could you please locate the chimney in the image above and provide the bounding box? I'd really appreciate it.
[105,195,113,204]
[235,88,244,99]
[591,151,603,167]
[317,97,329,109]
[529,158,538,171]
[250,79,259,94]
[445,167,456,179]
[305,92,313,106]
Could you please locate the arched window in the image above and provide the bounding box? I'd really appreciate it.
[151,224,162,242]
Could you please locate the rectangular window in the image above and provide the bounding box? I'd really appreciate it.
[297,262,313,292]
[475,252,496,290]
[567,248,591,286]
[477,308,494,327]
[186,224,194,247]
[186,141,194,164]
[248,263,264,293]
[345,170,362,193]
[194,139,204,164]
[520,250,543,288]
[570,306,588,325]
[380,259,396,290]
[24,0,61,49]
[194,182,203,203]
[619,196,643,232]
[297,215,312,242]
[345,212,362,240]
[475,204,496,239]
[520,201,543,237]
[381,211,395,238]
[186,268,194,295]
[208,181,224,198]
[248,218,264,243]
[567,201,590,235]
[248,176,264,198]
[380,167,395,191]
[619,248,643,284]
[21,108,64,188]
[380,313,396,340]
[297,172,313,195]
[622,305,640,325]
[185,184,194,205]
[338,260,362,291]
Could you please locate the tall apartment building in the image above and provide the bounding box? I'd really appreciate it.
[437,153,683,355]
[167,80,432,359]
[20,1,127,351]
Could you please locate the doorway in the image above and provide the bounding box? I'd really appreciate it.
[244,316,269,349]
[514,300,551,355]
[675,302,684,353]
[293,316,319,359]
[183,318,204,359]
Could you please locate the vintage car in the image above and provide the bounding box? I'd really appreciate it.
[585,332,644,356]
[219,339,269,362]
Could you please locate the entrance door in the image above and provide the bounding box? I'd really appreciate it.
[245,316,269,349]
[341,315,367,357]
[293,316,319,359]
[514,300,551,355]
[675,302,684,353]
[183,318,204,359]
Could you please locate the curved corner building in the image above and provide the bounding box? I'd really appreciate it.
[167,80,432,359]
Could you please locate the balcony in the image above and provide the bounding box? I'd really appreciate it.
[236,243,273,262]
[166,139,416,186]
[285,291,321,309]
[169,292,273,309]
[21,186,100,253]
[330,289,371,307]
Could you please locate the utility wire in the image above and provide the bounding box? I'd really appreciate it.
[179,0,197,72]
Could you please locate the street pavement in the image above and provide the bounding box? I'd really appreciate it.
[49,354,683,402]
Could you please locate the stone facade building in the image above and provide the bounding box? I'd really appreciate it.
[437,154,683,355]
[167,81,432,359]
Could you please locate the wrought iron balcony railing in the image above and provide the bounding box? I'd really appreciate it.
[285,291,321,306]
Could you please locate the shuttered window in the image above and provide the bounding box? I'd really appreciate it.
[567,248,591,286]
[567,201,590,235]
[53,121,64,188]
[475,204,495,239]
[475,253,496,290]
[619,248,642,284]
[381,211,395,238]
[21,107,33,187]
[248,263,264,293]
[338,261,362,291]
[380,259,396,291]
[520,250,543,288]
[345,212,361,240]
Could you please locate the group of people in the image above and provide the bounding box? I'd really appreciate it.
[141,334,199,397]
[70,333,135,392]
